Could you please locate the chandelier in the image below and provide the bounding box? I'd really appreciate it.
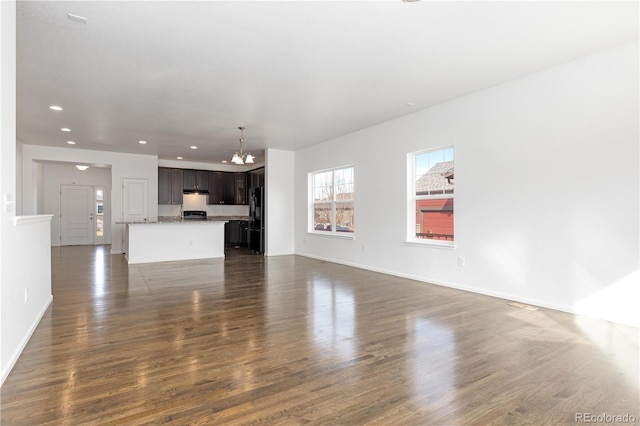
[231,127,254,165]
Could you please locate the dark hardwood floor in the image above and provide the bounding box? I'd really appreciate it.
[1,245,638,424]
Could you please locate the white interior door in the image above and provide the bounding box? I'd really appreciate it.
[122,178,148,222]
[60,185,94,245]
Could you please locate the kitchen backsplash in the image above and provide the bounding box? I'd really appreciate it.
[158,194,249,217]
[183,193,208,211]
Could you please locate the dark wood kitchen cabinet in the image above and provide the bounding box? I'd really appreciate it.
[183,169,208,192]
[221,173,235,204]
[208,172,247,205]
[208,172,223,204]
[247,167,265,192]
[225,220,248,246]
[234,173,247,205]
[158,168,183,204]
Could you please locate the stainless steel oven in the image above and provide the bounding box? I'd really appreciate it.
[183,210,207,221]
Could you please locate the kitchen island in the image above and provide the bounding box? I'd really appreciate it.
[124,219,227,264]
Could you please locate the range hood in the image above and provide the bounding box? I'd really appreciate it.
[183,189,209,194]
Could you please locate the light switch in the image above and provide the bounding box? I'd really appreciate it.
[4,193,14,213]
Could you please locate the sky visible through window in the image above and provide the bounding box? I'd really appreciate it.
[415,147,454,177]
[313,171,333,202]
[314,167,354,201]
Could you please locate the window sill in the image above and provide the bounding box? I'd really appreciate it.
[307,231,355,240]
[404,239,456,250]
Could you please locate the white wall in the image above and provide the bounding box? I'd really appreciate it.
[294,41,639,327]
[21,145,158,254]
[0,0,14,385]
[266,149,294,256]
[1,0,53,385]
[1,216,52,385]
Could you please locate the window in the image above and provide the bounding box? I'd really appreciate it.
[409,147,454,245]
[95,189,104,237]
[310,166,354,235]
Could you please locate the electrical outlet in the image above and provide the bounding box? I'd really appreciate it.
[361,244,367,253]
[458,257,465,268]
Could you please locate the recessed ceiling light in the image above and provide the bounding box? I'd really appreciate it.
[177,156,183,160]
[49,105,63,111]
[61,127,71,132]
[221,160,228,163]
[190,146,198,150]
[406,102,415,107]
[66,141,76,145]
[139,140,147,144]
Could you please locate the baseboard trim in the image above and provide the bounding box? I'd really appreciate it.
[294,252,637,327]
[1,295,53,386]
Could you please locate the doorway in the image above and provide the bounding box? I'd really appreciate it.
[60,185,108,245]
[121,178,149,222]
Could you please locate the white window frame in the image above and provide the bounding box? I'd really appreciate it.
[308,165,355,238]
[406,146,455,248]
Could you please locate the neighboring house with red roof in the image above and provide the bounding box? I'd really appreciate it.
[415,161,454,240]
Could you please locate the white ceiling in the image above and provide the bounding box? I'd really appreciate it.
[16,1,639,165]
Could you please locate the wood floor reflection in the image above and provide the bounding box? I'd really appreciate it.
[1,245,638,424]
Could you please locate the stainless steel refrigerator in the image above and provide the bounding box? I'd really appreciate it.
[248,187,264,254]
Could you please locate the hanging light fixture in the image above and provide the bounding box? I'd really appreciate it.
[231,127,254,165]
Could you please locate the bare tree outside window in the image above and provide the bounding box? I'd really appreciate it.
[311,166,354,233]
